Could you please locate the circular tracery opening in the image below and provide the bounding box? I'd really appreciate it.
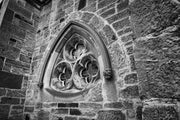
[51,34,100,93]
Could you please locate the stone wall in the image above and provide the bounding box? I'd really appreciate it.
[0,0,39,119]
[26,0,180,120]
[0,0,180,120]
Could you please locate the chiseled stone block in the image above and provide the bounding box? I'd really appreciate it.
[97,110,126,120]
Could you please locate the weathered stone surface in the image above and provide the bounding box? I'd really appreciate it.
[8,0,32,19]
[117,0,129,12]
[37,110,50,120]
[0,46,20,60]
[20,54,31,63]
[104,102,123,109]
[103,25,117,44]
[58,103,78,108]
[3,8,14,22]
[7,89,26,97]
[106,9,129,24]
[0,105,10,119]
[130,0,179,37]
[24,107,34,112]
[0,56,4,70]
[143,106,179,120]
[0,71,23,89]
[98,0,117,9]
[112,17,130,31]
[109,43,127,69]
[51,108,68,114]
[70,109,82,115]
[87,83,103,102]
[65,116,77,120]
[126,109,135,118]
[89,16,104,30]
[11,105,24,115]
[126,46,133,55]
[81,12,94,23]
[137,60,180,99]
[124,73,138,84]
[120,85,139,98]
[100,8,115,18]
[97,110,126,120]
[80,103,103,110]
[1,97,20,104]
[129,55,136,71]
[0,88,6,96]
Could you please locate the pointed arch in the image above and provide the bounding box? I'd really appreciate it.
[38,21,113,99]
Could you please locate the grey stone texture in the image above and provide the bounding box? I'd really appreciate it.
[0,0,180,120]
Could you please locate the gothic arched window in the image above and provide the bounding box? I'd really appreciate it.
[40,22,112,99]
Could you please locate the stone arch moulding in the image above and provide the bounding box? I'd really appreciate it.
[39,21,113,100]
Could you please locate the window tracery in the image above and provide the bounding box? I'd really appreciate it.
[51,34,100,93]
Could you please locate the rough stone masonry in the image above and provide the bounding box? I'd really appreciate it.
[0,0,180,120]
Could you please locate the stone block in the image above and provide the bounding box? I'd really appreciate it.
[51,108,68,114]
[117,0,129,12]
[11,25,26,39]
[104,102,123,109]
[112,17,130,31]
[124,73,138,84]
[1,97,20,104]
[19,54,31,63]
[37,110,50,120]
[0,46,20,60]
[3,8,14,22]
[11,105,24,115]
[122,100,133,109]
[0,105,10,119]
[14,13,33,26]
[55,11,65,21]
[81,12,94,23]
[8,0,32,19]
[143,106,179,120]
[58,103,79,108]
[100,8,115,18]
[136,106,142,120]
[0,71,23,89]
[43,103,58,108]
[106,9,129,24]
[102,25,117,44]
[65,116,77,120]
[70,109,82,115]
[121,33,134,43]
[7,89,26,97]
[126,109,135,118]
[0,88,6,96]
[80,103,103,110]
[97,110,125,120]
[24,107,34,112]
[83,2,97,12]
[89,16,104,30]
[98,0,117,9]
[126,46,133,55]
[137,60,180,99]
[97,3,115,15]
[19,20,36,33]
[129,55,136,71]
[0,56,4,70]
[87,83,103,102]
[6,58,30,69]
[109,43,127,69]
[9,38,17,46]
[120,85,139,98]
